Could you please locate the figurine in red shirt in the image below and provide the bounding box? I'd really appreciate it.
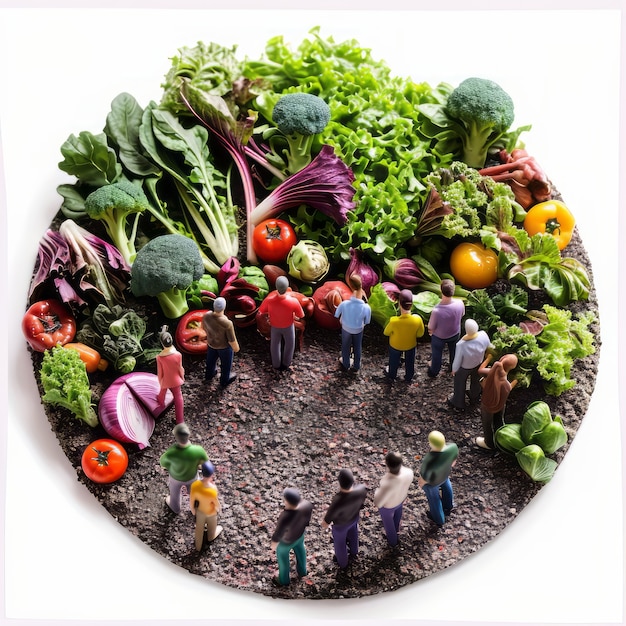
[156,326,185,424]
[258,276,304,371]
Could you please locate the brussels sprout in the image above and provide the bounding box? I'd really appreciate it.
[494,423,526,455]
[516,444,558,483]
[531,420,568,455]
[520,401,553,443]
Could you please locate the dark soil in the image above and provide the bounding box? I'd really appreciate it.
[30,226,600,601]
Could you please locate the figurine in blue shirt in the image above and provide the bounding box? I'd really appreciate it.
[334,274,371,372]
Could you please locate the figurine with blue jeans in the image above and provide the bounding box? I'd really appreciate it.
[418,430,459,527]
[334,274,371,372]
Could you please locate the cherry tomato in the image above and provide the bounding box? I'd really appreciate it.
[81,439,129,484]
[252,219,297,264]
[449,242,498,289]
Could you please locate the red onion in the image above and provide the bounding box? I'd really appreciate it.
[99,372,173,449]
[345,247,379,295]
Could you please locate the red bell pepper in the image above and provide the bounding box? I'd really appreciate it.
[175,309,209,355]
[22,299,77,352]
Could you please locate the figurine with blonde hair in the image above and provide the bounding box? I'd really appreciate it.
[417,430,458,527]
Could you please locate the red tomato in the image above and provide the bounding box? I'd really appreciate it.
[81,439,129,484]
[449,242,498,289]
[252,219,297,263]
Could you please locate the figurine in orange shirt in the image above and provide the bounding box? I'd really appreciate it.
[189,461,223,551]
[258,276,304,371]
[156,326,185,424]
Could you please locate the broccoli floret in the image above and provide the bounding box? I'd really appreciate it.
[84,179,151,265]
[130,234,204,319]
[445,77,515,169]
[272,92,331,174]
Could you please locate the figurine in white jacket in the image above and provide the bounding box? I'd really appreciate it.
[373,452,414,547]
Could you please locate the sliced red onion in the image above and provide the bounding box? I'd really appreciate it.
[99,373,173,449]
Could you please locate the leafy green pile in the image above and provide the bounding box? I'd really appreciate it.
[41,346,98,427]
[489,305,596,395]
[76,304,161,374]
[242,28,453,262]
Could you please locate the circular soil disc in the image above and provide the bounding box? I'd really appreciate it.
[17,23,602,603]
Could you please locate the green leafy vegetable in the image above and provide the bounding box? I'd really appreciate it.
[368,282,399,329]
[520,400,553,443]
[494,423,526,454]
[515,444,558,483]
[40,345,98,427]
[76,304,159,373]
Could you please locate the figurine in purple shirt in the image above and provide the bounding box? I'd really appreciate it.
[334,274,371,372]
[448,319,492,412]
[321,469,367,569]
[427,279,465,378]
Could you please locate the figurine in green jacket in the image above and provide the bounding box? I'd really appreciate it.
[418,430,459,527]
[160,423,208,514]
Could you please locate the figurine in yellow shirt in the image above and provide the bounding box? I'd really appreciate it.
[383,289,425,382]
[189,461,222,551]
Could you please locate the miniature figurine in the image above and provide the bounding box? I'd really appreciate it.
[475,353,519,449]
[373,451,414,547]
[448,318,492,412]
[383,289,425,382]
[321,469,367,569]
[417,430,459,527]
[159,423,209,515]
[156,326,185,424]
[201,296,240,388]
[270,487,314,587]
[334,274,372,372]
[189,460,223,551]
[258,275,305,371]
[426,279,465,378]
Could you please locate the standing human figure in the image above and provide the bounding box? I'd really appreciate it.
[159,423,208,515]
[427,279,465,378]
[189,460,223,551]
[156,326,185,424]
[270,488,314,587]
[258,276,304,371]
[202,297,240,387]
[475,353,518,449]
[373,452,414,547]
[321,469,367,569]
[383,289,425,382]
[334,274,371,372]
[448,318,491,412]
[418,430,459,527]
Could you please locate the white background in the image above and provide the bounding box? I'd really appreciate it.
[1,3,623,625]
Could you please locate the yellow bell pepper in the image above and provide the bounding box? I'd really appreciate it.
[523,200,575,250]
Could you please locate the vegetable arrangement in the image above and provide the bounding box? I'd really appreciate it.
[23,27,599,488]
